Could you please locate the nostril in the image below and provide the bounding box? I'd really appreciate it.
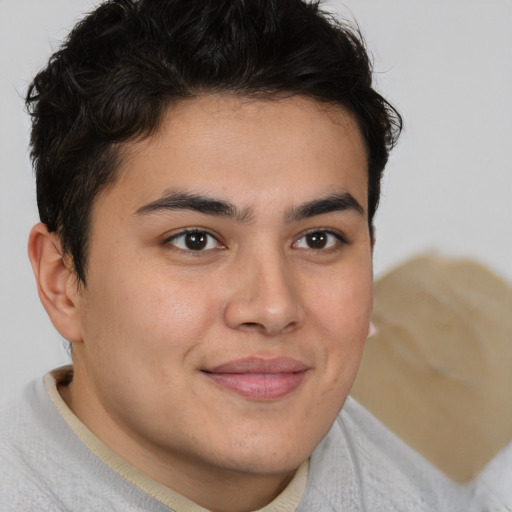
[241,322,262,329]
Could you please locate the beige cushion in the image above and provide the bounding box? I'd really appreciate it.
[351,253,512,482]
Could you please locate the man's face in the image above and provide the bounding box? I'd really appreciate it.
[70,95,372,481]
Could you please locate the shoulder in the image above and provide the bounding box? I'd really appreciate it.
[0,377,50,453]
[0,374,172,512]
[468,440,512,512]
[300,397,470,512]
[0,379,67,511]
[339,398,461,499]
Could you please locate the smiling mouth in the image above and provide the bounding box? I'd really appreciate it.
[202,357,309,400]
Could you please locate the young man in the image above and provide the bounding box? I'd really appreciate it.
[0,0,466,510]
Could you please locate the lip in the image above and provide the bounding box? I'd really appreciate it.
[203,357,309,400]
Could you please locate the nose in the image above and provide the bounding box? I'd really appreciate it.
[223,251,304,336]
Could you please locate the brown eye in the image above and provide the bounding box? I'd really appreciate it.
[305,232,328,249]
[184,232,208,250]
[167,230,222,251]
[293,230,344,250]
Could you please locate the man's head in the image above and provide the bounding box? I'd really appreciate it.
[27,1,401,507]
[27,0,401,284]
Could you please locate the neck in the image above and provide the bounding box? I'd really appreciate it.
[59,373,298,512]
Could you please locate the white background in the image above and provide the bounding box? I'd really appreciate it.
[1,0,511,398]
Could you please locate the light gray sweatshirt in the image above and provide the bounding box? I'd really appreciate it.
[0,370,468,511]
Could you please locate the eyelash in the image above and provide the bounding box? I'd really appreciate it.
[292,229,348,252]
[162,228,348,253]
[163,229,225,254]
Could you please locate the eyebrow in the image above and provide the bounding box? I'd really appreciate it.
[285,193,365,223]
[135,191,252,222]
[135,190,364,223]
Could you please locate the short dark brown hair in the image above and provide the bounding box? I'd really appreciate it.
[26,0,401,283]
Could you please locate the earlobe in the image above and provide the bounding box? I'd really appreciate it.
[28,223,83,343]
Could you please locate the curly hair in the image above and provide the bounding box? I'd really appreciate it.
[26,0,402,284]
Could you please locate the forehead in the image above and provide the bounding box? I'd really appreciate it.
[148,94,366,160]
[99,94,368,216]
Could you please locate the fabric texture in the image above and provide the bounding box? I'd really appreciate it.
[468,441,512,512]
[0,370,469,511]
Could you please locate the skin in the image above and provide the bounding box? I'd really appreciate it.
[29,95,373,511]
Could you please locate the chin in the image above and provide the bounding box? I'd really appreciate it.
[210,431,316,476]
[219,453,307,477]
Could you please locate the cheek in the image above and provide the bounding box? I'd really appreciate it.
[81,264,219,362]
[307,267,372,389]
[310,269,373,339]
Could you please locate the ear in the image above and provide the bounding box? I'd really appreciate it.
[28,223,83,343]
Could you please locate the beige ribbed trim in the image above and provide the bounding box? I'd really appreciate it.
[44,366,309,511]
